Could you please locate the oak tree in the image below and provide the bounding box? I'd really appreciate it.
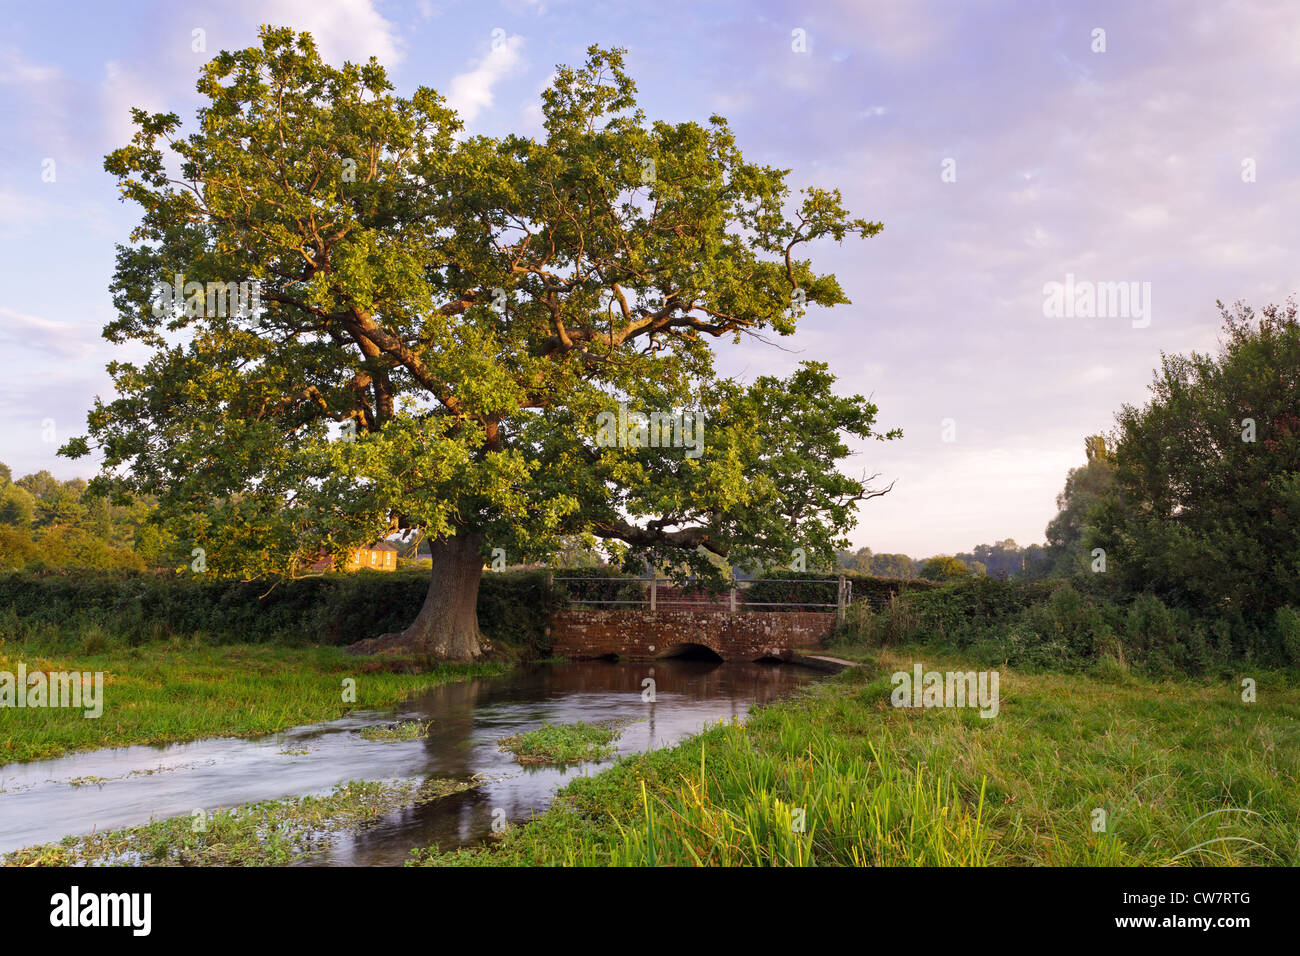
[65,28,896,659]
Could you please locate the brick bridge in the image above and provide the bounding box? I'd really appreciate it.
[549,583,841,662]
[550,608,835,661]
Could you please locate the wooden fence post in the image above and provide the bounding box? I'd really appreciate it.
[837,574,847,626]
[650,575,657,612]
[729,586,737,613]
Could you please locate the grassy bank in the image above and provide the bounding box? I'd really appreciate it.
[0,642,505,764]
[4,778,478,866]
[413,646,1300,866]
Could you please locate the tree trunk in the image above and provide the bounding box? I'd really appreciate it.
[348,531,487,660]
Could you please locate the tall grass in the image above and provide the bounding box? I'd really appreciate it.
[578,728,990,866]
[416,647,1300,867]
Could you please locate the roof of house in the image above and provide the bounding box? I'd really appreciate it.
[367,541,399,552]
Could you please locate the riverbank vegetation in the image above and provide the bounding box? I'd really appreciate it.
[0,643,503,763]
[359,720,434,743]
[832,575,1300,675]
[498,720,626,766]
[3,778,477,866]
[413,646,1300,866]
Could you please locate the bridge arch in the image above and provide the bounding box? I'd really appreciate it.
[653,641,724,662]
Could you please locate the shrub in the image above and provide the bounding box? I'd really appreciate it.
[919,555,971,581]
[1276,607,1300,665]
[829,575,1291,674]
[0,567,563,655]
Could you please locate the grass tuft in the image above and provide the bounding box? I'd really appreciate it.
[359,720,433,742]
[498,720,628,766]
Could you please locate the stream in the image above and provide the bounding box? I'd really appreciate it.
[0,658,818,864]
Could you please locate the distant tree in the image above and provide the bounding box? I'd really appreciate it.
[0,483,37,527]
[16,470,59,501]
[1045,435,1115,574]
[551,535,606,569]
[1017,542,1052,580]
[0,462,11,485]
[957,538,1048,578]
[870,552,917,578]
[36,484,88,530]
[835,547,920,577]
[1091,300,1300,619]
[0,527,41,569]
[130,520,168,567]
[919,555,970,581]
[835,546,873,573]
[84,496,114,539]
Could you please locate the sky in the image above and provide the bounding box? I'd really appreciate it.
[1,0,1298,557]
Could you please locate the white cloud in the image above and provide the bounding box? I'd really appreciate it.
[249,0,403,65]
[446,35,526,124]
[0,307,97,359]
[503,0,548,14]
[0,47,59,85]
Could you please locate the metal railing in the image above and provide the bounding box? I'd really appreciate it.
[550,574,851,624]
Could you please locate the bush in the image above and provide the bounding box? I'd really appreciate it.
[831,574,1293,674]
[1002,585,1113,671]
[0,567,563,655]
[1276,607,1300,666]
[919,556,971,581]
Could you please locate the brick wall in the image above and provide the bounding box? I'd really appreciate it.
[551,608,835,662]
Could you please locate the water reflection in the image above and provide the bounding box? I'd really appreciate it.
[0,659,815,864]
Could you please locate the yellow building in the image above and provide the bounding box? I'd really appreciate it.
[345,542,398,571]
[306,541,398,573]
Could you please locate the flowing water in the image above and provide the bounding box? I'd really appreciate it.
[0,658,817,864]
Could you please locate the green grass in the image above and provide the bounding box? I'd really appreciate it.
[4,778,478,866]
[359,720,433,742]
[413,645,1300,866]
[0,641,506,763]
[498,720,627,766]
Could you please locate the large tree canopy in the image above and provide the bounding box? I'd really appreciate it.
[1090,300,1300,621]
[64,28,896,658]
